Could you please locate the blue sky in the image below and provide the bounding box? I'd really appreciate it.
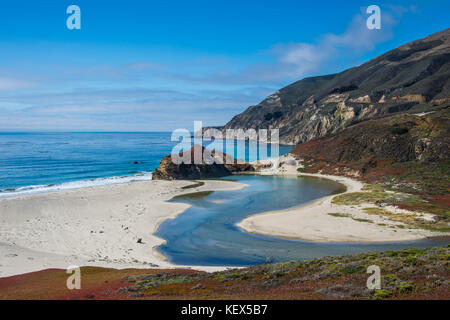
[0,0,449,131]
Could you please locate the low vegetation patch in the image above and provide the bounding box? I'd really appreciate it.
[331,185,449,232]
[331,190,389,206]
[2,247,448,300]
[115,246,450,300]
[328,213,373,224]
[181,181,205,189]
[328,213,350,218]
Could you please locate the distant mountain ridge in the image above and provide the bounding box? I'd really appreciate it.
[209,29,450,144]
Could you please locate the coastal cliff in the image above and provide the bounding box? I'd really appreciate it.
[205,29,450,145]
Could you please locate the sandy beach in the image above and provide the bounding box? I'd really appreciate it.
[238,155,444,242]
[0,179,246,277]
[0,154,445,278]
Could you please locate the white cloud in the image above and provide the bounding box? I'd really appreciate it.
[0,77,36,91]
[0,86,272,131]
[265,11,398,80]
[170,7,410,85]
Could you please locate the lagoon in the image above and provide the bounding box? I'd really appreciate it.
[156,175,449,266]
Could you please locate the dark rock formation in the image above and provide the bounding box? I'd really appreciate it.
[152,145,255,180]
[204,29,450,144]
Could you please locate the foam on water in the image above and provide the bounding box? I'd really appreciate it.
[0,172,153,198]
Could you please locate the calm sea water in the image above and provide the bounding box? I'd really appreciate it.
[0,132,291,198]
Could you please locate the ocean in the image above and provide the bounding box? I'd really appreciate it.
[0,132,292,198]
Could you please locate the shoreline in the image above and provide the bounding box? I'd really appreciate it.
[0,172,155,200]
[237,154,447,243]
[0,179,247,278]
[1,154,447,277]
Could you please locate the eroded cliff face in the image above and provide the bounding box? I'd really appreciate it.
[220,92,384,145]
[208,29,450,145]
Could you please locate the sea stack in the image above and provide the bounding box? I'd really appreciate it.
[152,144,255,180]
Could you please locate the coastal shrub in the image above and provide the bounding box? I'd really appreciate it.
[328,213,373,224]
[363,207,450,232]
[398,281,414,293]
[328,213,350,218]
[331,191,388,206]
[341,264,365,275]
[264,111,283,121]
[352,217,373,223]
[361,184,385,192]
[181,181,205,189]
[373,289,392,299]
[330,84,358,94]
[390,126,409,135]
[111,246,449,300]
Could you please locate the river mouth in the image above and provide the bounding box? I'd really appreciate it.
[155,175,449,267]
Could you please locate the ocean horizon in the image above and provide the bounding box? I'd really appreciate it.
[0,132,292,198]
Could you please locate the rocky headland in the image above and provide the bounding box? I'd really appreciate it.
[152,144,256,180]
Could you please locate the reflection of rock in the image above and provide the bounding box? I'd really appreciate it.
[152,145,255,180]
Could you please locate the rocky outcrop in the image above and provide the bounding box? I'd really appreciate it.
[205,29,450,145]
[152,145,255,180]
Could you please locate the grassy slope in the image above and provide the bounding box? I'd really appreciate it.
[0,247,448,300]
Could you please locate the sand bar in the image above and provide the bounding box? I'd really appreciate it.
[237,169,444,243]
